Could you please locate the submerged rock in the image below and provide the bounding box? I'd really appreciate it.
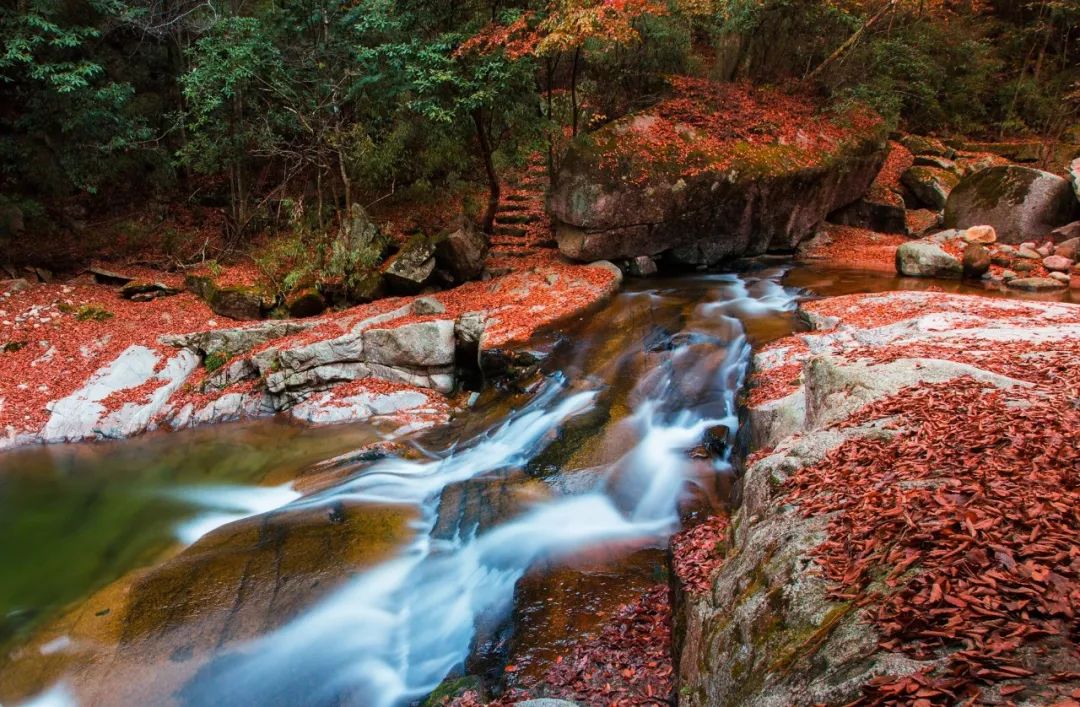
[943,166,1078,243]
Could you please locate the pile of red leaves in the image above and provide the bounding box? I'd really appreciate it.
[786,376,1080,704]
[671,515,731,595]
[798,224,909,274]
[482,585,675,707]
[596,77,882,185]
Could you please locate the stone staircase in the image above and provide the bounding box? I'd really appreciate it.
[490,155,558,257]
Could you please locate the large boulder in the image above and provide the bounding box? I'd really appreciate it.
[362,319,456,368]
[383,234,437,293]
[185,275,272,321]
[943,166,1079,244]
[435,216,488,282]
[895,241,962,278]
[900,165,959,210]
[548,84,887,264]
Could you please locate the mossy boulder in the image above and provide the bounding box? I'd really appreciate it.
[900,165,960,210]
[548,96,888,265]
[185,275,273,321]
[943,166,1079,244]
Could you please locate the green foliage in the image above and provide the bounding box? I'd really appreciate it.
[203,350,228,373]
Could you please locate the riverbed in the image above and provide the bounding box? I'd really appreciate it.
[0,263,1074,706]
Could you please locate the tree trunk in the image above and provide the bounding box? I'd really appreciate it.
[473,108,499,234]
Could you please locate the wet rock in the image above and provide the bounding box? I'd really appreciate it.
[384,234,437,293]
[943,166,1079,243]
[435,216,488,282]
[1008,276,1066,291]
[1049,271,1070,284]
[626,255,659,277]
[895,241,961,278]
[121,281,180,301]
[900,165,959,210]
[284,288,326,318]
[962,244,991,278]
[88,267,134,285]
[362,319,456,368]
[961,224,996,244]
[1043,255,1073,272]
[549,105,886,263]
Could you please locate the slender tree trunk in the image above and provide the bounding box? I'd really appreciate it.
[473,108,499,234]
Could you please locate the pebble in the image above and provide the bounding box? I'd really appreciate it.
[1020,241,1037,251]
[1049,271,1070,284]
[1016,247,1041,260]
[1001,270,1017,280]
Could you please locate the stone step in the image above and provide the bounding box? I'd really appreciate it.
[493,225,529,237]
[496,202,531,213]
[495,214,541,225]
[503,193,532,202]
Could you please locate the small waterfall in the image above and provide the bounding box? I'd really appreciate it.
[21,270,801,707]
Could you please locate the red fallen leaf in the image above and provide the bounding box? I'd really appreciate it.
[503,665,517,673]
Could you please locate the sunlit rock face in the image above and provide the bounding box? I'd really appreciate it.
[549,79,888,266]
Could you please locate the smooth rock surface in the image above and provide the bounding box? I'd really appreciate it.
[943,166,1078,243]
[895,241,962,278]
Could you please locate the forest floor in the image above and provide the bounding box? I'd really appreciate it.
[0,163,621,446]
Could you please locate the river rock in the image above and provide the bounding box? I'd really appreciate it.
[961,224,996,244]
[549,101,887,264]
[900,165,959,210]
[41,345,199,443]
[362,319,456,368]
[962,244,991,278]
[435,216,488,282]
[1042,255,1073,272]
[1049,271,1070,284]
[384,235,438,294]
[913,154,957,171]
[1008,276,1066,291]
[899,134,953,158]
[827,186,907,234]
[185,275,272,320]
[943,166,1079,243]
[895,241,962,278]
[626,255,659,276]
[161,320,313,358]
[1054,237,1080,261]
[412,296,445,315]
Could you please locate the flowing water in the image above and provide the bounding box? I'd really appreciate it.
[0,264,1073,706]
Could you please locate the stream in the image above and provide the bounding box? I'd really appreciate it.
[1,264,1073,706]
